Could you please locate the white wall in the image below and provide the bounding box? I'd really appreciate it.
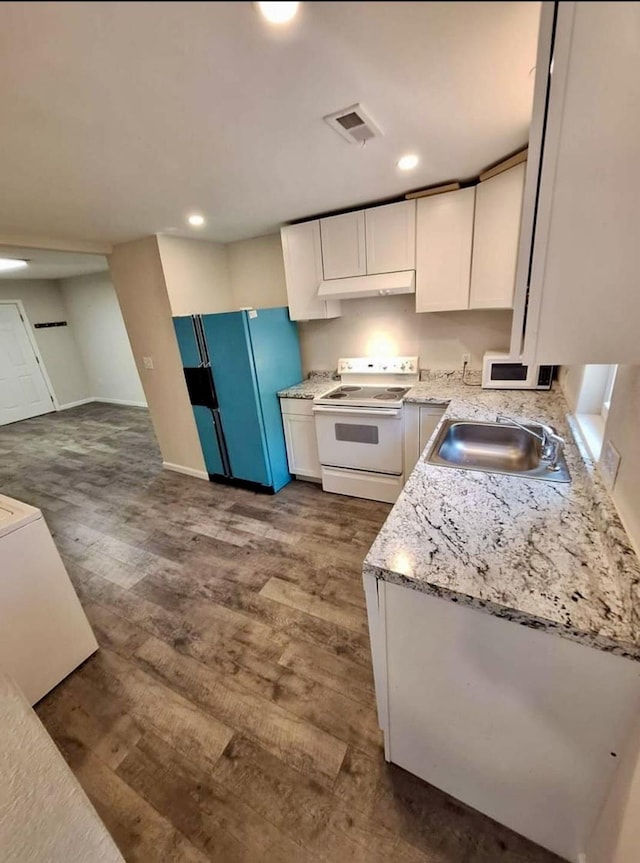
[227,233,287,309]
[558,366,640,862]
[157,235,233,316]
[0,279,90,407]
[560,364,640,555]
[60,272,146,407]
[298,295,512,373]
[602,366,640,553]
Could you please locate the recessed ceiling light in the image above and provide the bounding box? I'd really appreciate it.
[397,154,419,171]
[256,2,300,24]
[0,258,28,272]
[188,214,205,227]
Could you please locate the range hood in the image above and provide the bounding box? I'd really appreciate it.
[317,270,415,301]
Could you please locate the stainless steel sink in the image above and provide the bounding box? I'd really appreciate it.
[425,419,571,483]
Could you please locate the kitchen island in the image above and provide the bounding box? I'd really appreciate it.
[363,375,640,863]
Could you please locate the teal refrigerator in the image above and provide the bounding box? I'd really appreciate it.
[173,307,302,493]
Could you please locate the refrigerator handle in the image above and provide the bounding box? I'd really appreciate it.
[191,315,211,368]
[212,408,232,477]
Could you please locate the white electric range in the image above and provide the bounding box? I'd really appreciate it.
[313,357,419,503]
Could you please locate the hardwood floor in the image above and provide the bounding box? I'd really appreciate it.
[1,403,562,862]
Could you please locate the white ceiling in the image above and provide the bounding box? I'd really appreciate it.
[0,1,540,247]
[0,246,107,280]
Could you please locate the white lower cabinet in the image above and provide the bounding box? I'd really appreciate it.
[364,575,640,863]
[403,404,446,476]
[280,398,321,481]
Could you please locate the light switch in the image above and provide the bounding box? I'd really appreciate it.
[600,439,621,490]
[142,356,154,370]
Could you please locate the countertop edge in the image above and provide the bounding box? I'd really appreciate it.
[363,563,640,661]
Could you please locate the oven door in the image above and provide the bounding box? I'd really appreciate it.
[313,405,403,475]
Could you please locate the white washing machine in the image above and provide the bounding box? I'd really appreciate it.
[0,494,98,705]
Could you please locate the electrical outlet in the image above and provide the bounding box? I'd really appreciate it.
[600,439,621,490]
[461,353,471,367]
[142,356,154,370]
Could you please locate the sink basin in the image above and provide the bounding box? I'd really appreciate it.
[425,419,571,483]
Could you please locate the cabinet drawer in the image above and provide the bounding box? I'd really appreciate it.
[279,397,314,417]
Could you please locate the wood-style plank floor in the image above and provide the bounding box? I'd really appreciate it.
[0,404,562,862]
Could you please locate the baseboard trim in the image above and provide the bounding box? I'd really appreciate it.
[57,398,95,410]
[162,462,209,481]
[57,397,148,411]
[95,398,148,408]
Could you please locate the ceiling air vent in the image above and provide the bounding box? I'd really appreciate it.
[324,103,382,145]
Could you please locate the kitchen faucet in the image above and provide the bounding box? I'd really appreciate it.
[497,414,565,471]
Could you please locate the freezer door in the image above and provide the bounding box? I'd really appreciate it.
[173,316,202,367]
[201,312,271,486]
[247,307,302,492]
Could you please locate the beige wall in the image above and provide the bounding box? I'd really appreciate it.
[157,235,232,316]
[157,233,287,315]
[60,271,146,407]
[0,279,90,406]
[298,296,512,373]
[227,233,287,309]
[108,236,206,476]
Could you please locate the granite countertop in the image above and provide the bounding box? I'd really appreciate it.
[277,372,338,400]
[364,377,640,661]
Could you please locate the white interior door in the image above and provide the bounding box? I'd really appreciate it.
[0,303,54,425]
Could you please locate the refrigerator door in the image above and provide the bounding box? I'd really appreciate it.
[191,405,225,476]
[173,315,226,478]
[246,308,302,492]
[201,312,271,486]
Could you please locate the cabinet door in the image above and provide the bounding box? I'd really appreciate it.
[320,211,366,279]
[522,2,640,364]
[416,188,475,312]
[419,406,445,452]
[470,163,525,310]
[282,413,321,480]
[281,222,340,321]
[365,200,416,274]
[404,404,445,476]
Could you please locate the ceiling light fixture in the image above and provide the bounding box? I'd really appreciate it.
[188,214,205,227]
[397,154,419,171]
[256,2,300,24]
[0,258,28,272]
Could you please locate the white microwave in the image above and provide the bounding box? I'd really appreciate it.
[481,352,554,390]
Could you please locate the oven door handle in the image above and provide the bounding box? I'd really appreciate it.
[312,406,402,418]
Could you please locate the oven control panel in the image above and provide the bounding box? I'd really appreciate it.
[338,357,418,375]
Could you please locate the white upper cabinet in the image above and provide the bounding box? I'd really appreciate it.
[365,200,416,274]
[320,211,366,280]
[517,1,640,365]
[281,222,341,321]
[470,162,525,310]
[415,187,475,313]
